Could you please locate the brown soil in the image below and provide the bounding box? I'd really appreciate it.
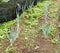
[0,17,60,53]
[0,31,59,53]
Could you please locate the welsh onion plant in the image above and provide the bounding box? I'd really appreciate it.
[7,11,20,45]
[42,1,52,37]
[6,10,20,53]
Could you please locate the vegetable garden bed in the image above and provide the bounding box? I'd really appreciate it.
[0,0,60,53]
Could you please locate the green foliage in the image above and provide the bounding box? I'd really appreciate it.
[49,23,57,36]
[51,38,59,44]
[1,0,9,2]
[6,46,16,53]
[0,20,16,40]
[58,24,60,28]
[48,2,58,19]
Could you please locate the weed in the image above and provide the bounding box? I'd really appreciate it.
[6,46,16,53]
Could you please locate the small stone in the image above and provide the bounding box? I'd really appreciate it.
[34,46,39,50]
